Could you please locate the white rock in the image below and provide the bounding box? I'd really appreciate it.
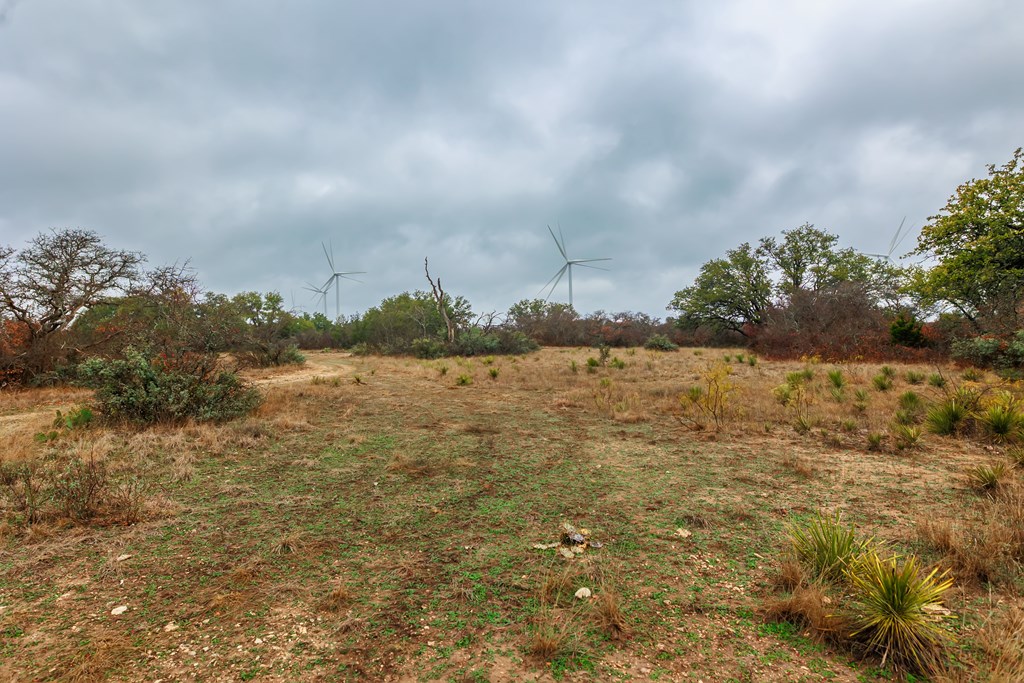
[111,606,128,615]
[574,587,592,599]
[116,554,132,562]
[163,622,178,632]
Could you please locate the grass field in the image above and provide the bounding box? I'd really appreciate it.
[1,348,1022,681]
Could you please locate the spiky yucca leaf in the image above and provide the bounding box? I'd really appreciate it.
[847,553,954,672]
[788,511,871,583]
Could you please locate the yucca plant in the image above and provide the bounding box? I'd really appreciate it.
[827,369,846,389]
[846,552,954,672]
[867,432,885,451]
[840,418,858,433]
[788,511,871,583]
[927,373,946,388]
[785,371,806,387]
[967,461,1008,494]
[978,404,1023,443]
[873,374,894,392]
[925,399,969,436]
[898,391,923,412]
[854,389,869,402]
[962,368,983,382]
[905,371,925,385]
[829,386,845,403]
[892,423,923,450]
[881,365,897,379]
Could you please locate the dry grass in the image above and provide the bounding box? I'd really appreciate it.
[764,585,849,642]
[773,556,808,592]
[319,583,353,613]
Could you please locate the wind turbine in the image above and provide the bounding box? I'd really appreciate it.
[319,241,365,320]
[864,217,912,262]
[538,225,611,309]
[302,280,329,317]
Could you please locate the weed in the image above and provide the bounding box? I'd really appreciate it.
[50,456,108,522]
[748,355,758,367]
[438,364,449,377]
[846,552,953,672]
[840,419,858,433]
[110,474,147,525]
[680,363,734,431]
[609,357,626,370]
[488,367,500,380]
[569,360,578,374]
[0,461,46,524]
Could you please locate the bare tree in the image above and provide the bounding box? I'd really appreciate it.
[0,228,144,376]
[424,258,456,344]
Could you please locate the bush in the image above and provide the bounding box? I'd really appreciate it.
[410,337,447,359]
[79,349,261,425]
[236,341,305,368]
[644,334,678,351]
[890,315,927,348]
[453,327,500,356]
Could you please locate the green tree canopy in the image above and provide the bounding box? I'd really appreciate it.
[912,148,1024,332]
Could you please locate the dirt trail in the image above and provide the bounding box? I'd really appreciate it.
[248,352,355,386]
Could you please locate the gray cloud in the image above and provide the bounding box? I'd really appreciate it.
[1,1,1021,316]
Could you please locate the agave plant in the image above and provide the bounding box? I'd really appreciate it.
[847,552,954,672]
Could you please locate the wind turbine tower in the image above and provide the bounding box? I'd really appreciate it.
[318,241,366,319]
[538,225,611,309]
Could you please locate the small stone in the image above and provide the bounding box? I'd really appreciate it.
[116,554,132,562]
[163,622,178,632]
[254,638,263,645]
[111,605,128,615]
[674,528,692,538]
[574,587,592,600]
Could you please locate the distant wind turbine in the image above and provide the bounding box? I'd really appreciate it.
[318,241,365,319]
[302,280,329,317]
[538,225,611,309]
[863,217,912,263]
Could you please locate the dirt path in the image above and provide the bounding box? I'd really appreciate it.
[247,352,355,386]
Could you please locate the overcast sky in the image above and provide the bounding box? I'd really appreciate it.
[1,1,1022,317]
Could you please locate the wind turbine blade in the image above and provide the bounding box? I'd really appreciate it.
[575,263,610,271]
[572,258,612,264]
[320,275,335,291]
[888,216,907,255]
[329,240,336,270]
[547,225,567,261]
[336,271,367,276]
[890,217,912,257]
[537,264,568,299]
[321,242,334,271]
[558,224,569,260]
[338,275,364,284]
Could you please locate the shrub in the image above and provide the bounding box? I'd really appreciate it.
[891,315,927,348]
[925,399,969,436]
[846,552,953,672]
[456,374,472,386]
[236,341,305,368]
[951,335,1004,368]
[411,337,447,359]
[787,511,871,583]
[50,456,108,521]
[644,334,678,351]
[488,367,499,380]
[609,357,626,370]
[78,349,261,424]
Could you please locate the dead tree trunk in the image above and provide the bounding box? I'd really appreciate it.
[424,258,456,344]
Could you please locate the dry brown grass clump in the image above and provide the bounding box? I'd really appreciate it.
[764,584,849,642]
[319,583,354,613]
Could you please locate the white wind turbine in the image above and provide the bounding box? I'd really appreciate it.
[318,241,365,320]
[864,217,912,263]
[538,225,611,309]
[302,280,330,317]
